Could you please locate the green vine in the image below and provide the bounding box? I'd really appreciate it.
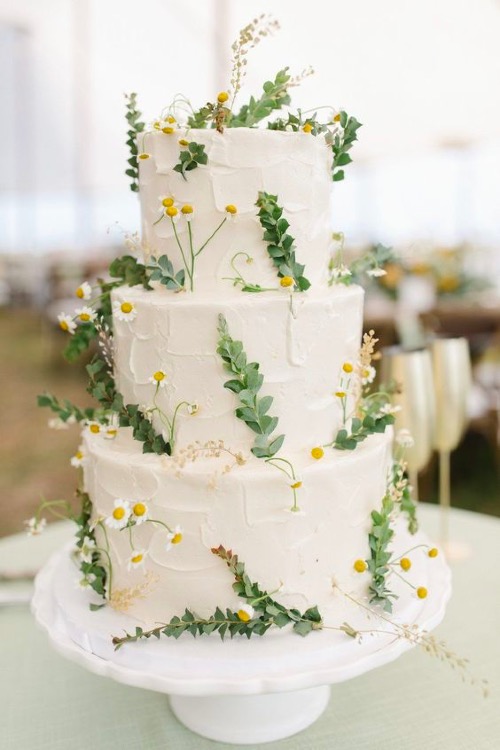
[37,393,97,425]
[216,314,284,458]
[327,111,362,182]
[223,252,277,293]
[173,141,208,180]
[332,413,395,451]
[367,493,396,612]
[124,93,145,192]
[112,545,322,648]
[255,192,310,291]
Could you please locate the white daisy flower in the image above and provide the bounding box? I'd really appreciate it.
[75,281,92,300]
[86,421,102,436]
[361,365,376,385]
[330,265,352,280]
[149,370,167,388]
[76,573,96,590]
[70,448,85,468]
[379,402,401,416]
[75,306,97,324]
[79,536,96,563]
[165,525,183,551]
[139,405,154,422]
[105,499,131,529]
[158,195,176,211]
[57,313,76,334]
[396,429,415,448]
[128,549,147,571]
[25,517,46,537]
[225,204,238,221]
[181,204,194,222]
[131,501,149,525]
[236,602,255,622]
[367,267,387,278]
[113,299,137,322]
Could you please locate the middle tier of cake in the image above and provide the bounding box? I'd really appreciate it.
[112,284,364,455]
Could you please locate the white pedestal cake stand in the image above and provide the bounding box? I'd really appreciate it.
[32,521,451,745]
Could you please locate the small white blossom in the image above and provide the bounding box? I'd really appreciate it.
[105,499,131,529]
[330,265,352,280]
[361,365,376,385]
[86,421,102,436]
[187,402,199,415]
[236,602,255,622]
[396,429,415,448]
[79,536,96,563]
[57,313,76,334]
[75,306,97,323]
[165,525,183,551]
[367,267,387,278]
[128,549,147,571]
[75,281,92,300]
[130,501,149,525]
[149,370,167,388]
[25,517,46,537]
[76,573,96,590]
[113,299,137,322]
[70,449,85,468]
[104,426,118,440]
[379,402,401,416]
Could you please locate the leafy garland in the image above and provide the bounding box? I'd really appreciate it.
[173,141,208,180]
[230,68,293,128]
[216,314,284,458]
[124,93,145,193]
[333,412,395,451]
[367,492,396,612]
[112,545,322,648]
[74,489,109,598]
[327,111,362,182]
[255,192,311,291]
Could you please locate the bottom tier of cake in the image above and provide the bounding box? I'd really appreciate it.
[82,428,393,626]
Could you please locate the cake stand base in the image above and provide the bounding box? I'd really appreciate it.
[32,519,451,745]
[169,685,331,744]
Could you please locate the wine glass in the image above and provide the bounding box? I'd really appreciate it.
[380,346,436,500]
[430,337,472,548]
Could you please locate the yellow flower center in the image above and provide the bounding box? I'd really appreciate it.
[166,115,176,124]
[120,302,133,314]
[79,312,91,322]
[153,120,161,130]
[133,502,146,517]
[75,451,83,460]
[76,287,85,298]
[362,369,370,379]
[217,91,229,103]
[280,276,295,288]
[59,320,69,331]
[353,559,367,573]
[153,371,165,382]
[106,428,117,437]
[162,126,175,134]
[225,204,237,215]
[172,532,183,545]
[131,553,143,564]
[311,447,324,460]
[302,123,313,133]
[138,153,150,160]
[178,139,189,147]
[113,507,125,520]
[342,362,354,373]
[166,206,178,217]
[237,609,251,622]
[162,197,174,208]
[291,481,302,490]
[417,587,428,599]
[335,391,347,399]
[428,548,439,558]
[333,113,341,122]
[89,424,100,434]
[400,557,411,571]
[181,204,193,214]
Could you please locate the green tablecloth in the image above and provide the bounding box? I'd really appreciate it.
[1,505,499,749]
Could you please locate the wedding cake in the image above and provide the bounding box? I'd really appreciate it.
[37,21,424,640]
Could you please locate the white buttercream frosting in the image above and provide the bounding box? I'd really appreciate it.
[138,128,333,294]
[83,428,393,626]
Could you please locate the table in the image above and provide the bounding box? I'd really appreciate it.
[1,505,499,750]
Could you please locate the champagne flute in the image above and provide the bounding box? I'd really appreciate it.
[380,347,436,500]
[430,337,471,548]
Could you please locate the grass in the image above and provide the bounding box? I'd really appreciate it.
[0,308,498,539]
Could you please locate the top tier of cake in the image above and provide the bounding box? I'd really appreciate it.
[137,128,333,295]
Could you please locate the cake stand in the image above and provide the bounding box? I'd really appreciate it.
[32,520,451,745]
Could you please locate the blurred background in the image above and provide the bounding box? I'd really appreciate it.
[1,0,499,536]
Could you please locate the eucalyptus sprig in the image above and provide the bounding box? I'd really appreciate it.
[230,68,293,128]
[327,111,362,182]
[124,93,145,192]
[255,192,310,291]
[148,254,186,291]
[111,544,322,648]
[173,141,208,180]
[367,492,397,612]
[331,412,395,451]
[216,314,284,458]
